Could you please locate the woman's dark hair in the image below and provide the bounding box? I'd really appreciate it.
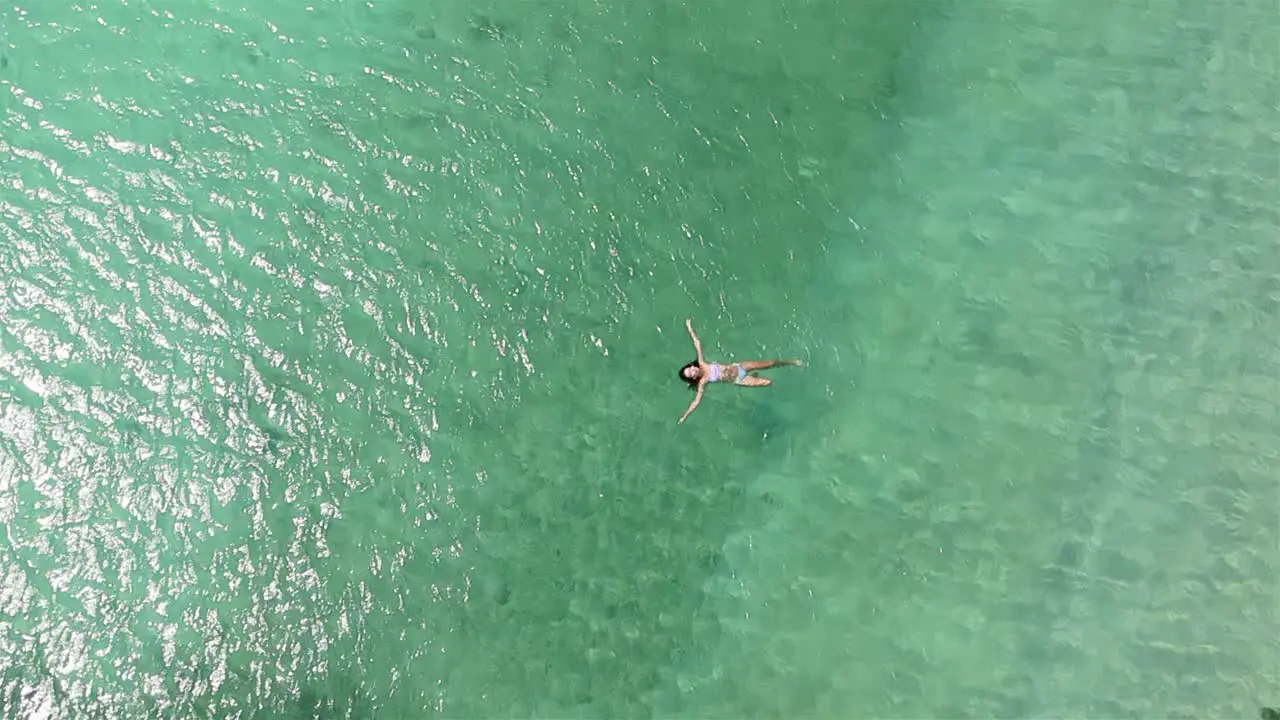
[678,361,699,389]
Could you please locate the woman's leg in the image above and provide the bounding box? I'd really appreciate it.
[740,359,802,371]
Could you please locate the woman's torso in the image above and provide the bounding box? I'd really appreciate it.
[706,362,741,384]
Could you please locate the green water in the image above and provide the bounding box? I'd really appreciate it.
[1,0,1277,717]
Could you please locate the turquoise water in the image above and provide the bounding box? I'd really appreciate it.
[1,0,1277,717]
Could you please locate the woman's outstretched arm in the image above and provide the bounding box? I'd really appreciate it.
[678,383,704,424]
[685,318,704,364]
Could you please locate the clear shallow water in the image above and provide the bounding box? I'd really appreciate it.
[0,1,1277,718]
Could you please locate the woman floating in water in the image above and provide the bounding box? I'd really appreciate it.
[677,318,803,424]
